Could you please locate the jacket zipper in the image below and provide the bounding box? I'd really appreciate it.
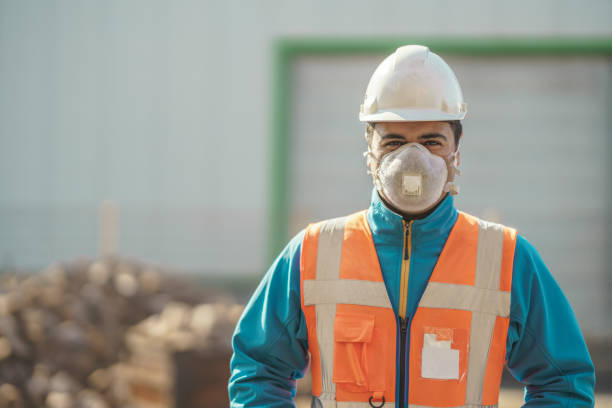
[398,220,413,408]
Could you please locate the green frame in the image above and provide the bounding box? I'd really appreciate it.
[267,36,612,262]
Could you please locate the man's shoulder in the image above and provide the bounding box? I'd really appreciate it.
[301,209,369,233]
[458,210,517,233]
[455,212,522,257]
[272,229,307,262]
[512,233,545,268]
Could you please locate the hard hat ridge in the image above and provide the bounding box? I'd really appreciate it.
[392,45,429,72]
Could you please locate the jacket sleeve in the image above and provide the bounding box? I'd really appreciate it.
[228,230,309,407]
[506,234,595,407]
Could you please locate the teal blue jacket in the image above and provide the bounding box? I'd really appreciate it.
[229,190,595,407]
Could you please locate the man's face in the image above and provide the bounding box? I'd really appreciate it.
[367,121,458,169]
[366,121,462,213]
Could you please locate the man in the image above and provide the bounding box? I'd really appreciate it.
[229,45,595,407]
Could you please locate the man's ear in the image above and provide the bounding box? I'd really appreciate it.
[455,131,463,153]
[456,150,461,167]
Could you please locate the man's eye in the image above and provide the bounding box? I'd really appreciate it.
[423,140,441,146]
[386,141,405,147]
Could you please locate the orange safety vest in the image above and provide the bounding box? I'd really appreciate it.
[300,210,516,408]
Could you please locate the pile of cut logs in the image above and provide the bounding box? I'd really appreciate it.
[0,257,241,408]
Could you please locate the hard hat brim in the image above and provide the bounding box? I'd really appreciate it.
[359,109,466,123]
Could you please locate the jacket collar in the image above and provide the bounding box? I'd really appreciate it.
[366,188,458,248]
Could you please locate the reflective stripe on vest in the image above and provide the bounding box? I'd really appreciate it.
[301,210,516,408]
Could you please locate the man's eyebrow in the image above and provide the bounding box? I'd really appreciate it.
[380,133,406,140]
[380,133,447,141]
[418,133,447,141]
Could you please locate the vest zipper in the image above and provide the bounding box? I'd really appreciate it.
[398,220,413,408]
[399,316,408,408]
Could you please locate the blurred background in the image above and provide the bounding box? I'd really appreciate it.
[0,0,611,407]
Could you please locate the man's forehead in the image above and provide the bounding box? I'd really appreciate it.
[373,121,452,135]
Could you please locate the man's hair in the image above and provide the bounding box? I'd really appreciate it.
[365,120,462,148]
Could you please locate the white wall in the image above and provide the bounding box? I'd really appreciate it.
[0,0,611,279]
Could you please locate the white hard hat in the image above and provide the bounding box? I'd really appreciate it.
[359,45,467,122]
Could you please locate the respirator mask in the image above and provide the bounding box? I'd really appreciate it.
[365,143,460,214]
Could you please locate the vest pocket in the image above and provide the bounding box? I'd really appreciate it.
[421,330,460,380]
[332,313,375,391]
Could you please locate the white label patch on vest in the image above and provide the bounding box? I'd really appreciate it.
[402,174,422,196]
[421,333,460,380]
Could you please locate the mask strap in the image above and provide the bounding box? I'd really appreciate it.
[445,151,461,195]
